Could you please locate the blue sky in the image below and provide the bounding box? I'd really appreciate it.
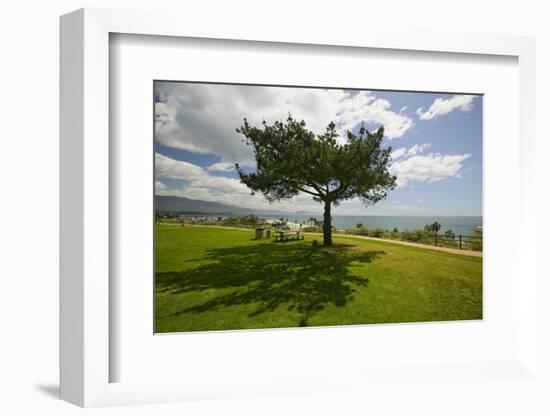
[154,82,482,216]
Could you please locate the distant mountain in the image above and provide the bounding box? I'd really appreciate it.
[155,195,312,216]
[156,195,250,215]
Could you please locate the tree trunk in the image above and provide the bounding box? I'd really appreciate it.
[323,201,332,246]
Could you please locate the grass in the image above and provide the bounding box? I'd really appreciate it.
[155,225,482,333]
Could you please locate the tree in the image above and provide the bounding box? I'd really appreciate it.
[444,229,455,239]
[236,115,396,246]
[425,221,442,245]
[424,221,441,234]
[356,223,364,229]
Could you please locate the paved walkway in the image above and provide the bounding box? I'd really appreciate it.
[159,223,482,257]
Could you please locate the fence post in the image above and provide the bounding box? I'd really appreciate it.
[435,232,438,247]
[402,232,405,241]
[459,234,462,250]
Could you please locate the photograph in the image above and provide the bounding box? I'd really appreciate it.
[154,81,483,333]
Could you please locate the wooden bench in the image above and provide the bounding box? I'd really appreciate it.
[274,230,304,242]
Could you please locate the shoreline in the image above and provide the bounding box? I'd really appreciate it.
[167,213,482,236]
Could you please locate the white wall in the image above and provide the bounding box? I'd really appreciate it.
[1,1,548,415]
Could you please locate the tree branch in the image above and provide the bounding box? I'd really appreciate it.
[306,183,325,198]
[295,185,321,197]
[333,182,349,199]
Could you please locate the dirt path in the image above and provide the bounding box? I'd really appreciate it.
[331,233,482,257]
[161,223,254,232]
[159,223,482,257]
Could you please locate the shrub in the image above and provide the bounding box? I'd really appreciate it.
[469,227,483,251]
[371,227,385,238]
[404,230,419,242]
[345,227,369,236]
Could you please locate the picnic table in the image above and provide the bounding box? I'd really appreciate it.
[273,230,304,242]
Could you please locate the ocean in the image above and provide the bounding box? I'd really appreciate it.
[260,215,482,236]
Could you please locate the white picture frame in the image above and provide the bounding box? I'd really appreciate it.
[60,7,538,408]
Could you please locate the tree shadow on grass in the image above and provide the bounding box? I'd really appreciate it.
[156,243,384,327]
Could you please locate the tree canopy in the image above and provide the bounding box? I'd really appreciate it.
[236,115,396,245]
[425,221,442,234]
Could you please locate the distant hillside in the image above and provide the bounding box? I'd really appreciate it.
[155,195,252,215]
[155,195,312,216]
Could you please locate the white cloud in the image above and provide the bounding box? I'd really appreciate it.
[155,152,204,179]
[155,180,167,192]
[416,95,476,120]
[206,162,236,172]
[156,140,471,211]
[391,143,431,160]
[154,83,415,167]
[156,129,471,214]
[390,150,471,188]
[155,153,321,212]
[390,147,407,160]
[334,92,414,140]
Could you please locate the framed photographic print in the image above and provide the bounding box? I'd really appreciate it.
[60,8,539,408]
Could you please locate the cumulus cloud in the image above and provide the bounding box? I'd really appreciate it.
[390,149,471,188]
[154,83,414,167]
[416,95,476,120]
[334,92,414,139]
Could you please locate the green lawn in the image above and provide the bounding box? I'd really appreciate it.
[155,225,482,333]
